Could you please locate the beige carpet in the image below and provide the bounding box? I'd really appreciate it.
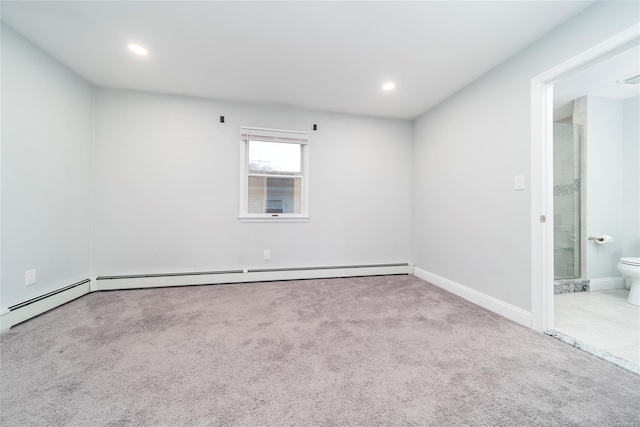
[2,275,639,426]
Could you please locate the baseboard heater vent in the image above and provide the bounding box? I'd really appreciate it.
[96,269,246,291]
[97,270,244,280]
[2,264,413,332]
[8,279,90,311]
[3,278,91,331]
[96,263,413,291]
[248,263,409,273]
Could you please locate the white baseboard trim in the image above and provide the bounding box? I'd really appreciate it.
[97,271,246,290]
[413,267,532,328]
[0,308,11,333]
[2,264,413,332]
[96,263,413,291]
[245,264,412,283]
[2,279,91,332]
[89,275,99,292]
[588,277,626,291]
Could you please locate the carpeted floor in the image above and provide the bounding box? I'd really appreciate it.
[1,275,639,426]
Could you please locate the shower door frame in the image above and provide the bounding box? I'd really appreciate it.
[530,24,640,332]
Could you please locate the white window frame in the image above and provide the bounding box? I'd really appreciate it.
[239,126,309,222]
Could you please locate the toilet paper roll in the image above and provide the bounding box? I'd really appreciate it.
[591,235,614,245]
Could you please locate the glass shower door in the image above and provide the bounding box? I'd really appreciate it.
[553,122,582,279]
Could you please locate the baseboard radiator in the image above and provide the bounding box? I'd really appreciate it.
[1,279,91,332]
[1,263,412,332]
[97,263,413,290]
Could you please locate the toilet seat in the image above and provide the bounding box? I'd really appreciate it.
[620,257,640,267]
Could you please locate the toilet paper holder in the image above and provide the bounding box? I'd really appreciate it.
[588,235,614,244]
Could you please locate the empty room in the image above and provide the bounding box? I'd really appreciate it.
[1,1,639,425]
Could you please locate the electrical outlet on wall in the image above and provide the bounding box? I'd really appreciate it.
[263,250,270,261]
[25,269,36,286]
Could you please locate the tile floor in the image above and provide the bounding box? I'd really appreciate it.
[555,289,640,366]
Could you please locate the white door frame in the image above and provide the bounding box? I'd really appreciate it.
[530,24,640,332]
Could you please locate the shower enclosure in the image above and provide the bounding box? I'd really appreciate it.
[553,122,582,279]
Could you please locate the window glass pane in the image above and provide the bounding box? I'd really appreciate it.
[248,176,301,214]
[249,140,301,174]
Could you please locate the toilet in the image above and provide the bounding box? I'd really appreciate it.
[618,257,640,306]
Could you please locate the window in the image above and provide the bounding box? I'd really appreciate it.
[240,127,309,220]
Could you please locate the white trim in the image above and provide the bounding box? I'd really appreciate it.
[97,272,245,290]
[1,265,412,331]
[414,267,532,328]
[245,264,412,283]
[535,24,640,83]
[239,136,248,215]
[238,217,309,223]
[1,281,91,332]
[0,308,11,333]
[530,24,640,333]
[248,173,302,179]
[96,264,413,291]
[588,277,626,291]
[240,126,309,144]
[89,275,99,292]
[530,80,555,333]
[239,127,310,220]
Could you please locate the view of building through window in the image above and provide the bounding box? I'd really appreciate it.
[243,133,307,217]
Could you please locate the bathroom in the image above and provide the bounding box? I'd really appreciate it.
[551,45,640,369]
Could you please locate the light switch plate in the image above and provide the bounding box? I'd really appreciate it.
[514,175,525,190]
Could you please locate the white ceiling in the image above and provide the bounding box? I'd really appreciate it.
[1,1,595,119]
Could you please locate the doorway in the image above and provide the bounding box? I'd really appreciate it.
[551,87,639,369]
[531,24,640,371]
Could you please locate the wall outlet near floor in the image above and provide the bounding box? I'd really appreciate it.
[263,250,270,261]
[25,269,36,286]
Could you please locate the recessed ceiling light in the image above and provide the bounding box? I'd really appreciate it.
[381,82,396,91]
[128,44,148,56]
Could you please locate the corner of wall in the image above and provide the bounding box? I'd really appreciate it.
[89,85,97,277]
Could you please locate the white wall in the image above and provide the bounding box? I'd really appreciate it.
[622,96,640,258]
[585,96,624,279]
[91,88,412,275]
[412,1,639,312]
[1,24,93,308]
[1,0,637,327]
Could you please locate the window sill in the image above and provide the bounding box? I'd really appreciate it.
[238,216,310,223]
